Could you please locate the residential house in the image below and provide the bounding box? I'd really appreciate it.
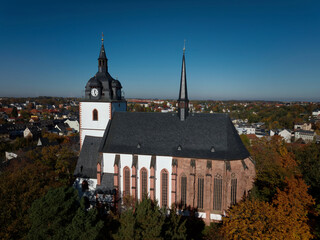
[294,123,312,131]
[294,130,315,143]
[64,119,80,133]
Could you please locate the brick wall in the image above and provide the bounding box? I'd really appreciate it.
[175,157,255,224]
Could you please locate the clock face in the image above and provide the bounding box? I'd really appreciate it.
[91,88,99,97]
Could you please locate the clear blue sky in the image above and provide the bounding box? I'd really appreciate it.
[0,0,319,101]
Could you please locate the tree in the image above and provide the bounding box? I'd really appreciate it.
[292,143,320,237]
[163,206,187,240]
[0,161,64,240]
[40,145,60,168]
[11,107,18,118]
[0,137,78,239]
[239,134,250,148]
[27,187,105,240]
[293,143,320,201]
[27,186,79,240]
[66,197,104,240]
[272,177,314,239]
[114,197,166,240]
[114,208,136,240]
[202,222,223,240]
[20,110,30,120]
[249,136,298,202]
[222,198,277,239]
[55,146,77,184]
[221,177,314,240]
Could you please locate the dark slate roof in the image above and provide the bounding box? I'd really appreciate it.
[99,112,250,160]
[96,173,114,192]
[99,43,107,59]
[178,52,188,101]
[74,136,102,178]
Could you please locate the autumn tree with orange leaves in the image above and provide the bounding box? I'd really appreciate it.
[248,136,299,202]
[222,177,315,240]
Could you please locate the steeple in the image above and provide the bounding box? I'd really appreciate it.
[98,33,108,73]
[178,41,189,121]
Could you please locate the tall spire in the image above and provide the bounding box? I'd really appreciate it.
[98,32,108,73]
[178,41,189,121]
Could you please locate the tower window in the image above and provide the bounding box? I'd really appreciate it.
[93,109,98,121]
[140,168,148,199]
[213,174,222,211]
[197,176,204,209]
[181,174,187,208]
[161,169,168,207]
[123,167,130,197]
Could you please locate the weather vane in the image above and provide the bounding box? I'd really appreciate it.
[102,32,104,43]
[183,39,186,54]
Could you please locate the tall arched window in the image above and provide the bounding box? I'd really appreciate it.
[161,169,169,207]
[197,176,204,209]
[140,168,148,199]
[93,109,98,121]
[213,174,222,211]
[123,167,130,197]
[231,173,237,205]
[181,174,187,208]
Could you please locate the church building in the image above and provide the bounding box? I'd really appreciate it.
[74,38,255,224]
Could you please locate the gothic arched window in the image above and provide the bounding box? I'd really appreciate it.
[93,109,98,121]
[213,174,222,211]
[197,175,204,209]
[181,174,187,208]
[161,169,169,207]
[231,173,237,205]
[123,167,130,197]
[140,168,148,199]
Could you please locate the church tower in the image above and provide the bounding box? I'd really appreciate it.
[79,36,127,148]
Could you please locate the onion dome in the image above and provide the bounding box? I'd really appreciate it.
[111,79,122,88]
[86,76,102,89]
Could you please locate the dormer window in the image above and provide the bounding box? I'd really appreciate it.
[210,146,215,152]
[93,109,98,121]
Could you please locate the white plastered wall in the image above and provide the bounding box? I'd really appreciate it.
[102,153,172,206]
[80,102,111,146]
[103,153,116,173]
